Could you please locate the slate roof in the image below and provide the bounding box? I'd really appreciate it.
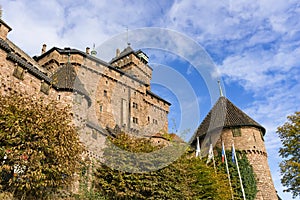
[34,47,149,87]
[189,96,265,147]
[0,38,12,52]
[146,90,171,106]
[7,52,51,82]
[51,62,91,106]
[0,39,92,106]
[109,45,134,63]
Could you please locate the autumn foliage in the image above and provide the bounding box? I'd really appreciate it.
[0,91,83,199]
[93,133,232,199]
[277,111,300,198]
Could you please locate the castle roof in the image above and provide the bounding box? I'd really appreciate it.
[109,45,134,64]
[51,62,91,106]
[109,45,151,68]
[34,47,150,87]
[0,19,12,32]
[119,45,134,57]
[146,90,171,106]
[0,38,92,106]
[189,96,265,147]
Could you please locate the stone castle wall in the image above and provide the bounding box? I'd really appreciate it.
[0,18,170,158]
[216,127,277,200]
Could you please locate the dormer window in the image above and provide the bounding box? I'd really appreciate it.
[13,64,24,80]
[40,82,50,95]
[232,128,241,137]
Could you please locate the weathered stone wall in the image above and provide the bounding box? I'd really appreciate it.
[216,127,277,200]
[1,18,170,168]
[111,52,152,86]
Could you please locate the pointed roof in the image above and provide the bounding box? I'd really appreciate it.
[110,45,134,63]
[119,45,134,57]
[51,62,91,106]
[190,96,265,146]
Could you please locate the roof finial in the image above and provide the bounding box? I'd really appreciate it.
[218,80,224,97]
[126,26,131,46]
[91,43,97,56]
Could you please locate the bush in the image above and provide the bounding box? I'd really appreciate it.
[0,91,83,199]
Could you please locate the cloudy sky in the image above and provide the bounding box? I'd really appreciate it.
[1,0,300,199]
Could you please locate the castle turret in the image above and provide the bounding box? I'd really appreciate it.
[110,45,152,87]
[190,96,277,200]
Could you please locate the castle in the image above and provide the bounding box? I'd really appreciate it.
[189,95,278,199]
[0,18,277,199]
[0,18,170,157]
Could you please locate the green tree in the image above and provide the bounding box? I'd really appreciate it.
[93,133,231,199]
[0,91,83,199]
[277,111,300,198]
[215,150,257,200]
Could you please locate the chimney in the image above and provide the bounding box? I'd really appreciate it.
[41,44,47,54]
[116,48,120,57]
[0,18,12,39]
[86,47,90,55]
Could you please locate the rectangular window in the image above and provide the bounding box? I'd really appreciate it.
[132,102,138,109]
[232,128,241,137]
[92,130,97,140]
[133,117,138,124]
[40,82,50,95]
[99,105,103,112]
[104,90,107,97]
[13,65,24,80]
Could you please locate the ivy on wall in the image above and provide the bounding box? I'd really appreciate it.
[215,149,257,200]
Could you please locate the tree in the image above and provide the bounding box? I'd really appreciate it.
[277,111,300,198]
[0,91,83,199]
[93,133,232,199]
[215,149,257,200]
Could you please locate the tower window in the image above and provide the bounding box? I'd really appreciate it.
[13,65,25,80]
[104,90,107,97]
[133,117,138,124]
[40,82,50,95]
[133,102,138,109]
[99,105,103,112]
[232,128,241,137]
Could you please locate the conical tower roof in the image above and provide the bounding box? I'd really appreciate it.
[190,96,265,148]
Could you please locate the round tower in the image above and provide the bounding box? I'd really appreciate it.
[190,96,278,200]
[219,126,277,200]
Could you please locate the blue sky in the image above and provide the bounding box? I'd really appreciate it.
[1,0,300,199]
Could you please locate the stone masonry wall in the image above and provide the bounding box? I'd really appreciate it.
[216,127,277,200]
